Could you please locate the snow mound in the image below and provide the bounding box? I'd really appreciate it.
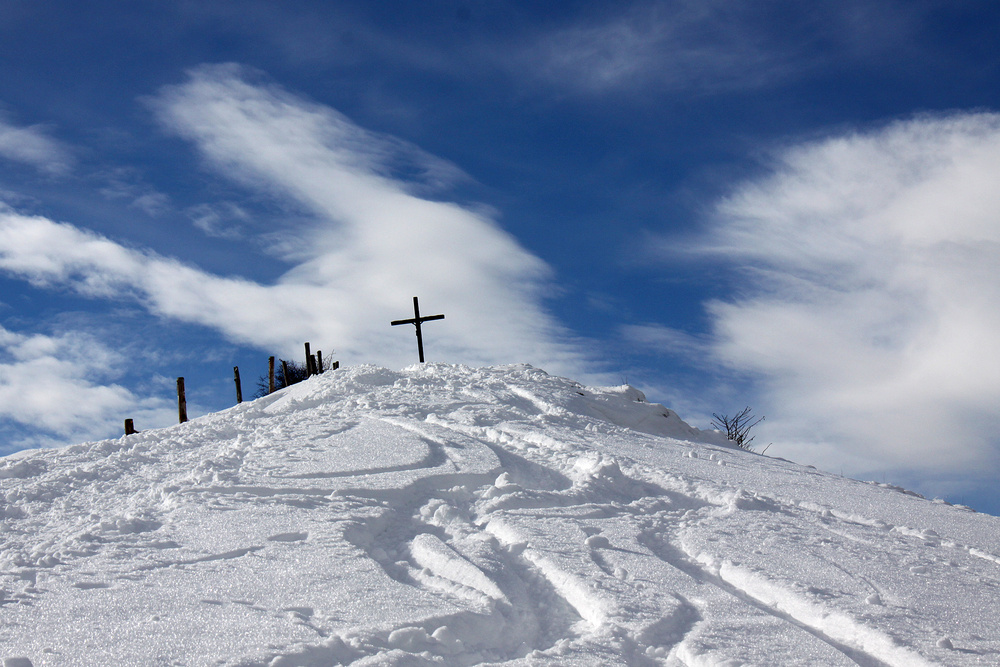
[1,363,999,665]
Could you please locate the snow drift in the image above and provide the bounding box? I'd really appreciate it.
[1,363,998,666]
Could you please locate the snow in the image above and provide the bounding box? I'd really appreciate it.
[1,362,999,666]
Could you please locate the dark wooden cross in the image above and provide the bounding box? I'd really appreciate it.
[391,296,445,363]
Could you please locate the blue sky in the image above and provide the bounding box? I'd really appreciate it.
[2,1,1000,514]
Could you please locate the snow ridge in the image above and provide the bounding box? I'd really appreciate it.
[1,363,999,666]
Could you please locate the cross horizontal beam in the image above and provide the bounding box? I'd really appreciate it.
[390,314,444,326]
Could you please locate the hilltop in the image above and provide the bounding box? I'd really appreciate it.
[1,363,999,666]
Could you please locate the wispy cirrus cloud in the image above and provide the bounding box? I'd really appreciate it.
[186,202,249,240]
[621,323,710,361]
[177,1,923,101]
[97,167,172,217]
[0,65,593,378]
[523,2,788,94]
[516,0,921,95]
[677,111,1000,495]
[0,115,74,175]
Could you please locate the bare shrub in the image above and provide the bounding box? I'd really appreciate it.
[711,407,764,451]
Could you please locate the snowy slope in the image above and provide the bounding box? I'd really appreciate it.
[1,363,999,666]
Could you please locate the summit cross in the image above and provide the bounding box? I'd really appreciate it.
[391,296,445,363]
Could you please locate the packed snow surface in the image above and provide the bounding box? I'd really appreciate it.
[2,364,999,666]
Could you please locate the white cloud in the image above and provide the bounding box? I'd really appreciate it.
[0,116,74,174]
[0,205,328,352]
[0,65,593,378]
[691,112,1000,484]
[0,324,172,452]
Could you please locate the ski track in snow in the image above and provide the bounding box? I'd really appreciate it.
[1,363,1000,666]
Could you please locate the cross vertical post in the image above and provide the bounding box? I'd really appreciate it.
[391,296,445,363]
[177,377,188,423]
[412,297,425,363]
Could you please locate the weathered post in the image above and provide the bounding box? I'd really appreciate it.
[124,419,136,435]
[268,356,275,394]
[304,342,314,376]
[281,360,290,388]
[234,366,243,404]
[316,350,323,374]
[177,377,188,423]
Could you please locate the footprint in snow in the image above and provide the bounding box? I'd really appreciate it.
[72,581,110,590]
[267,531,309,542]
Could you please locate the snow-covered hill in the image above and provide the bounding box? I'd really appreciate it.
[2,364,999,666]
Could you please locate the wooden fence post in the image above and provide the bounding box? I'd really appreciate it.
[281,360,290,388]
[177,377,188,423]
[125,419,136,435]
[268,356,275,394]
[317,350,323,374]
[234,366,243,404]
[304,342,314,376]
